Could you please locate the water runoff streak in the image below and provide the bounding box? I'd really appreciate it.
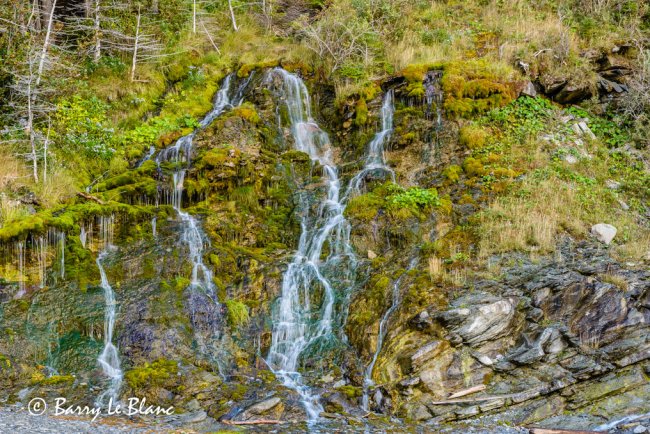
[96,215,122,406]
[362,257,419,411]
[347,89,396,197]
[266,68,358,421]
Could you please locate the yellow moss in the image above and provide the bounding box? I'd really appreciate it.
[463,157,486,177]
[237,59,280,77]
[232,103,261,124]
[443,164,463,183]
[459,125,489,149]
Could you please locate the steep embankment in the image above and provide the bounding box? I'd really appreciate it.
[0,57,648,432]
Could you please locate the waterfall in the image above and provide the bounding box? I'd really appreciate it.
[96,214,122,406]
[157,74,249,300]
[362,257,419,411]
[266,68,357,421]
[156,74,252,371]
[151,216,157,238]
[347,90,396,198]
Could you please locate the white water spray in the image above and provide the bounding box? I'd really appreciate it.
[266,68,358,421]
[157,74,250,301]
[96,215,122,406]
[347,90,396,197]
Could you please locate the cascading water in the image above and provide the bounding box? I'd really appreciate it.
[362,257,419,411]
[96,214,122,406]
[347,90,396,197]
[157,74,249,302]
[266,68,357,421]
[155,74,252,370]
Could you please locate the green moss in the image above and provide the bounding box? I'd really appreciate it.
[224,299,250,327]
[355,98,368,127]
[232,103,261,124]
[125,359,178,390]
[0,202,153,242]
[336,385,362,399]
[39,374,75,386]
[237,59,280,77]
[345,192,383,222]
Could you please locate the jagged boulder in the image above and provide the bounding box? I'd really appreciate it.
[435,295,518,346]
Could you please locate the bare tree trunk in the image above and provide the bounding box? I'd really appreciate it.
[43,118,50,184]
[192,0,196,33]
[26,71,38,183]
[201,21,220,54]
[130,5,141,82]
[227,0,238,32]
[36,0,56,86]
[27,0,40,31]
[39,0,54,30]
[93,0,100,61]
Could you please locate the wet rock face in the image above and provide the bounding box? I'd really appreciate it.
[381,238,649,427]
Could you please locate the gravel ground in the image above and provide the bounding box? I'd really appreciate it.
[0,405,174,433]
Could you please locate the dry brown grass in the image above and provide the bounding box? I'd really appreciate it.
[599,273,629,291]
[478,177,582,256]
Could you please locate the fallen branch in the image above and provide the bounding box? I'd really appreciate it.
[429,394,515,405]
[77,191,105,205]
[447,385,486,399]
[222,419,283,425]
[528,429,600,434]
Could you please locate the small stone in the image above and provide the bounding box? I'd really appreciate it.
[564,154,578,164]
[578,121,596,139]
[618,200,629,210]
[606,179,621,189]
[634,425,648,433]
[520,81,537,97]
[591,223,617,245]
[321,374,334,383]
[367,250,377,259]
[181,410,207,423]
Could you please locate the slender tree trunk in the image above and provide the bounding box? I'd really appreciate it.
[43,119,50,184]
[130,5,141,82]
[36,0,56,86]
[201,21,220,54]
[192,0,196,33]
[93,0,100,62]
[227,0,238,32]
[26,72,38,183]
